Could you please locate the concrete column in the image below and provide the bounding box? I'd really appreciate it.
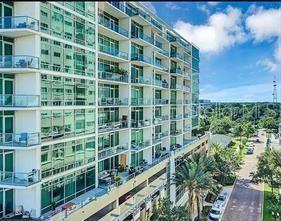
[169,151,176,206]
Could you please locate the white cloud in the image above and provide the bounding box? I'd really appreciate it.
[141,2,156,14]
[197,4,211,16]
[246,7,281,74]
[201,83,272,102]
[174,6,247,53]
[207,2,220,7]
[165,2,182,11]
[246,7,281,42]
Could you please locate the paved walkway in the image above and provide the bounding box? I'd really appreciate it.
[221,131,264,221]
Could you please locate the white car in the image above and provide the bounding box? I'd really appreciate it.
[208,203,222,221]
[216,193,227,207]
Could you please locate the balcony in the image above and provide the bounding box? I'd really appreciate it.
[171,52,185,62]
[0,55,39,72]
[157,49,169,58]
[98,70,129,83]
[131,76,152,85]
[184,113,190,119]
[0,132,40,149]
[98,144,129,160]
[0,16,39,38]
[98,98,129,106]
[183,86,191,93]
[183,100,191,105]
[131,8,152,26]
[131,98,152,106]
[170,99,183,105]
[183,126,191,132]
[131,120,151,128]
[98,16,129,40]
[170,114,183,120]
[152,131,169,144]
[170,67,183,76]
[154,99,169,105]
[157,32,169,43]
[131,54,152,66]
[154,79,169,89]
[98,120,129,133]
[0,95,40,108]
[131,140,151,151]
[170,84,183,90]
[170,129,182,136]
[154,40,162,49]
[0,169,40,187]
[105,2,130,18]
[98,45,128,61]
[154,61,169,72]
[131,32,154,46]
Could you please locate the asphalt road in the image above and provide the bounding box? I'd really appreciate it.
[221,132,264,221]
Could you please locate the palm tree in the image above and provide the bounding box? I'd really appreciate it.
[174,152,218,220]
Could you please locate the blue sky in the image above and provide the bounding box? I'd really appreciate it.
[142,1,281,102]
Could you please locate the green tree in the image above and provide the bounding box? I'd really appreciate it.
[232,123,243,146]
[242,122,255,141]
[210,142,241,185]
[174,152,218,220]
[151,198,190,221]
[251,149,281,193]
[259,117,278,131]
[210,117,233,134]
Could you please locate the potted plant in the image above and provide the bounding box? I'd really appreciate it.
[114,176,122,186]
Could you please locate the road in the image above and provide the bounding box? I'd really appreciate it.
[221,131,264,221]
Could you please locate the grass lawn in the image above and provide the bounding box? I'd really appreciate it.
[263,183,280,221]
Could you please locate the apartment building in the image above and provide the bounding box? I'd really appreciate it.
[0,1,206,220]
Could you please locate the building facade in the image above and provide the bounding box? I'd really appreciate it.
[0,1,206,220]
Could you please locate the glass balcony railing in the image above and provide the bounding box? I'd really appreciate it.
[0,132,40,147]
[154,79,169,88]
[170,99,182,104]
[183,86,191,92]
[183,100,191,104]
[131,120,151,128]
[154,40,162,49]
[0,55,39,69]
[98,16,129,37]
[98,144,129,160]
[158,49,169,57]
[107,1,127,14]
[0,95,40,107]
[0,170,40,186]
[170,84,183,90]
[98,97,129,106]
[131,53,152,64]
[131,98,152,106]
[98,70,129,83]
[170,67,183,75]
[0,16,39,31]
[184,113,190,119]
[170,129,182,136]
[98,120,129,132]
[170,114,183,120]
[154,99,169,105]
[99,44,128,60]
[131,140,151,151]
[171,52,184,61]
[154,61,169,72]
[131,32,154,45]
[131,76,152,85]
[183,126,191,132]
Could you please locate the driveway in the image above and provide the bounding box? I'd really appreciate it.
[221,131,264,221]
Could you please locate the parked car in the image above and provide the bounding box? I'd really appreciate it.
[246,146,254,154]
[208,203,222,221]
[216,193,227,207]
